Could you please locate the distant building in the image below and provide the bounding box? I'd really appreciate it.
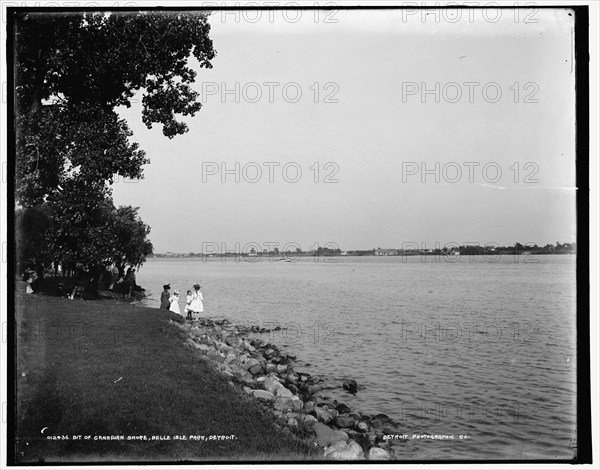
[375,248,398,256]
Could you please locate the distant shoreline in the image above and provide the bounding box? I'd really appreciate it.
[149,251,576,259]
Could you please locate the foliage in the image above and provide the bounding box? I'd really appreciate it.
[13,11,216,280]
[16,192,153,276]
[15,10,215,205]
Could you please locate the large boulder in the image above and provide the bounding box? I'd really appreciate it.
[309,422,349,447]
[368,447,392,460]
[324,440,363,460]
[323,440,347,457]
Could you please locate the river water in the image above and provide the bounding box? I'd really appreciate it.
[137,254,577,460]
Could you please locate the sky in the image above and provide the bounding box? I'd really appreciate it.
[112,8,577,253]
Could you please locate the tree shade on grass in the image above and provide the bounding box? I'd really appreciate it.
[14,287,318,463]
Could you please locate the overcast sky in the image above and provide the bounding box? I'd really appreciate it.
[112,8,576,253]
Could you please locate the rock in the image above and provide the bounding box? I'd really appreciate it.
[368,447,392,460]
[347,440,363,456]
[244,357,259,369]
[249,363,263,375]
[324,440,363,460]
[356,421,369,433]
[336,403,351,414]
[243,386,253,395]
[343,379,358,394]
[224,353,237,364]
[264,348,275,358]
[286,418,298,427]
[351,432,371,452]
[371,413,394,426]
[323,440,348,457]
[277,364,288,374]
[313,407,335,424]
[254,353,267,364]
[303,414,317,423]
[265,363,277,373]
[197,343,210,353]
[252,390,275,401]
[333,416,356,429]
[230,364,253,381]
[263,377,283,395]
[276,386,293,398]
[304,402,316,413]
[290,395,303,411]
[309,422,349,447]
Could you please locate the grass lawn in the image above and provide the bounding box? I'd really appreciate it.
[14,284,318,463]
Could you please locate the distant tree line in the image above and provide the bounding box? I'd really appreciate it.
[151,243,575,258]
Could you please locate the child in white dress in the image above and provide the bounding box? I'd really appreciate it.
[190,284,204,320]
[169,290,181,315]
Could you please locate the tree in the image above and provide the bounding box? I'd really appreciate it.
[15,11,216,206]
[112,205,154,273]
[13,11,215,287]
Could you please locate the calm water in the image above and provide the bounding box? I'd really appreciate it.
[137,254,577,460]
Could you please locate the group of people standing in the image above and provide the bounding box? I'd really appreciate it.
[160,283,204,320]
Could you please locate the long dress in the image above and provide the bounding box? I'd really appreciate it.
[169,295,181,315]
[160,290,170,309]
[191,290,204,313]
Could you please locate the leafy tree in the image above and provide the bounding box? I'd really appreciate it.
[15,10,216,205]
[112,205,153,273]
[13,11,215,288]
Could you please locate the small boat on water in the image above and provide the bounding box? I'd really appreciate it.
[276,257,292,262]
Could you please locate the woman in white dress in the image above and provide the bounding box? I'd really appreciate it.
[190,283,204,320]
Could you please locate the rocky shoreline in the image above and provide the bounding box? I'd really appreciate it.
[171,316,398,460]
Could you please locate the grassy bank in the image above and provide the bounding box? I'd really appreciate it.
[14,283,319,463]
